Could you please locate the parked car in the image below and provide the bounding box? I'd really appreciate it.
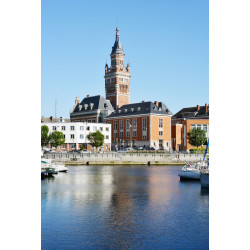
[70,150,81,153]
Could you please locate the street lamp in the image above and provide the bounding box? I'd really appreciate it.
[130,121,132,148]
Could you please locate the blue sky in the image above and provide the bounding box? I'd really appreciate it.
[42,0,208,118]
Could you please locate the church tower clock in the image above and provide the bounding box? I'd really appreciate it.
[104,26,131,110]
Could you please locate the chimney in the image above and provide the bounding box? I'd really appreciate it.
[154,101,159,106]
[142,100,145,103]
[205,103,208,113]
[86,94,90,98]
[197,105,200,111]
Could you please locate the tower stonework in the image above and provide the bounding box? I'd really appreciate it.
[104,27,131,110]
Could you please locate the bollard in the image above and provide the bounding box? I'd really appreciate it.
[86,161,89,166]
[147,161,151,166]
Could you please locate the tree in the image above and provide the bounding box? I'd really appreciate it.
[41,125,50,149]
[187,127,207,148]
[87,130,105,152]
[49,131,65,150]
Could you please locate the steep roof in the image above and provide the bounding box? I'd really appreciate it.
[71,95,114,113]
[111,26,124,55]
[172,105,209,119]
[106,101,173,118]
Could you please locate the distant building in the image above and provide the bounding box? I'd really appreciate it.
[171,104,209,151]
[41,116,70,123]
[42,122,111,152]
[104,26,131,110]
[70,95,114,123]
[105,101,173,150]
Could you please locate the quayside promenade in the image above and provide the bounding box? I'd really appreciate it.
[43,152,205,165]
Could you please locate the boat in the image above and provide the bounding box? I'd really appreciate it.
[178,140,209,180]
[41,169,47,178]
[41,159,59,175]
[178,162,201,180]
[52,162,68,172]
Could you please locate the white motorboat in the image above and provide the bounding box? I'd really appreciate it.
[41,159,68,172]
[52,162,68,172]
[41,159,59,175]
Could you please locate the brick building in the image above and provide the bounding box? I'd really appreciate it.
[70,95,114,123]
[104,26,131,110]
[171,104,209,151]
[105,101,173,150]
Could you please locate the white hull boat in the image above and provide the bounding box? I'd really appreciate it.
[52,163,68,172]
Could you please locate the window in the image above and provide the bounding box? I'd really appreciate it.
[70,126,75,131]
[52,126,57,131]
[61,144,66,148]
[191,125,196,130]
[70,134,75,139]
[106,127,109,131]
[106,135,109,139]
[107,79,111,83]
[119,78,123,82]
[126,131,130,137]
[133,130,137,137]
[93,126,97,132]
[113,131,118,139]
[70,144,75,149]
[197,125,201,130]
[119,120,124,130]
[80,134,84,139]
[100,127,103,131]
[61,126,65,131]
[124,78,128,83]
[142,118,147,131]
[80,126,84,130]
[203,125,207,132]
[87,126,90,131]
[120,61,123,65]
[126,120,131,130]
[120,131,124,137]
[63,134,66,139]
[112,78,115,82]
[132,119,137,128]
[114,121,118,130]
[142,135,147,139]
[159,118,163,128]
[159,131,163,136]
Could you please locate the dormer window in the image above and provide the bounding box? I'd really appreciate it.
[137,107,141,111]
[118,110,121,113]
[84,104,88,110]
[90,103,94,110]
[79,105,82,111]
[131,108,134,112]
[124,109,127,113]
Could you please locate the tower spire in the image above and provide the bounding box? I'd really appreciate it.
[111,26,124,55]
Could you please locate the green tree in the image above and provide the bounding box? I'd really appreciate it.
[41,125,50,149]
[49,131,65,151]
[187,127,207,148]
[87,130,105,152]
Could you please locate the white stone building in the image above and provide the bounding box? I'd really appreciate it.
[42,122,111,151]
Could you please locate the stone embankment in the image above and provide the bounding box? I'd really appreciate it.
[43,152,205,166]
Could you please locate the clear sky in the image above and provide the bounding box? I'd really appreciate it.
[42,0,208,118]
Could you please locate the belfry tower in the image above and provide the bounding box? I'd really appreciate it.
[104,26,131,110]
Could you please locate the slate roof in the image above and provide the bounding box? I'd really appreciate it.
[106,101,173,118]
[71,95,114,114]
[111,26,124,55]
[172,105,209,119]
[41,116,70,123]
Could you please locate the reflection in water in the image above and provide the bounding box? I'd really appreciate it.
[41,165,209,249]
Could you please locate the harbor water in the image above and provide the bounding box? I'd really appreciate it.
[41,165,209,249]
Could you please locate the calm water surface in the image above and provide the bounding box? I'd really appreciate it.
[41,165,209,249]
